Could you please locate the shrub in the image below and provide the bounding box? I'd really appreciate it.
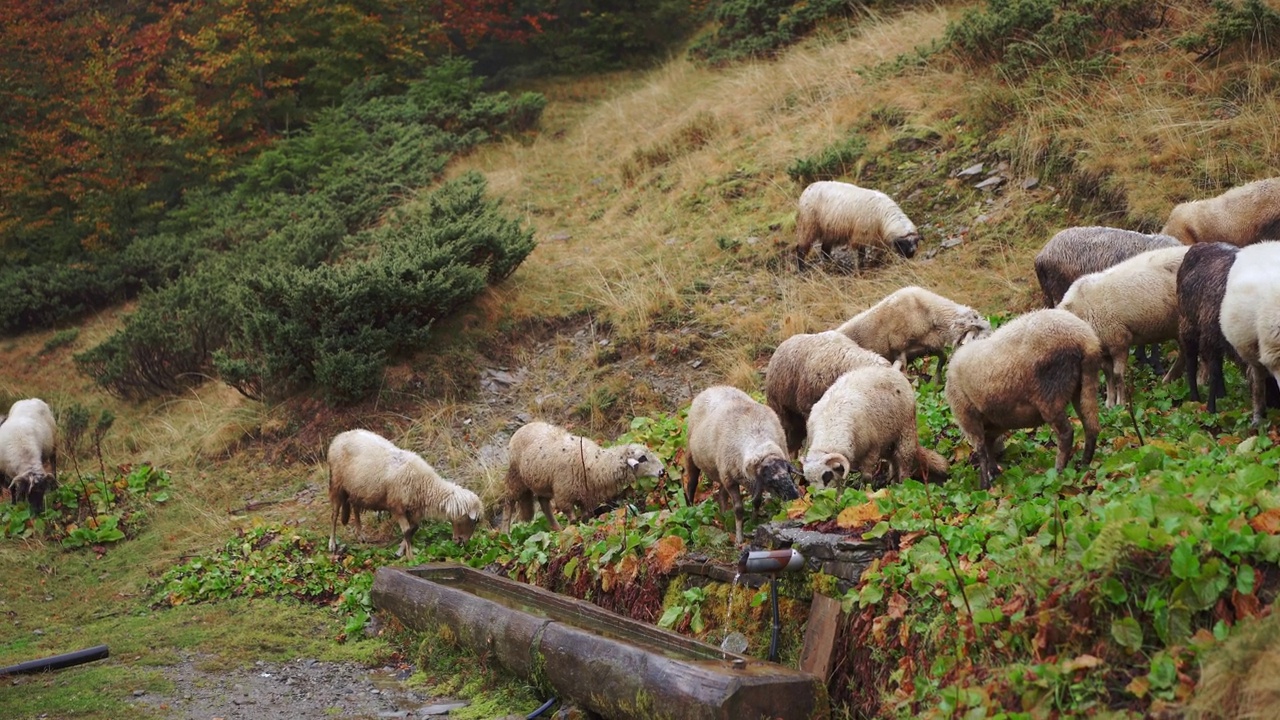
[946,0,1160,71]
[211,173,535,405]
[1175,0,1280,61]
[787,135,868,185]
[689,0,856,65]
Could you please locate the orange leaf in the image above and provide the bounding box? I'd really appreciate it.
[1250,508,1280,534]
[649,535,686,574]
[837,501,884,528]
[786,497,811,520]
[1126,675,1150,698]
[887,593,908,620]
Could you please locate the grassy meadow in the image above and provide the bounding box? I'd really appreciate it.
[4,0,1280,717]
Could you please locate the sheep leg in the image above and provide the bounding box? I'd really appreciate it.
[976,434,1001,491]
[781,410,807,458]
[1207,350,1227,413]
[730,487,749,545]
[1182,332,1201,402]
[1249,364,1270,433]
[395,514,419,560]
[328,497,343,553]
[536,496,563,531]
[1074,363,1101,469]
[350,505,364,541]
[684,460,702,506]
[1046,409,1075,473]
[1106,352,1128,407]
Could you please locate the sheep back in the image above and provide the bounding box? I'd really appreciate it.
[945,309,1102,488]
[505,421,664,529]
[795,181,920,268]
[835,286,990,368]
[1162,177,1280,247]
[1059,245,1189,406]
[327,429,482,555]
[803,366,923,488]
[685,386,798,544]
[764,331,891,456]
[1034,226,1181,307]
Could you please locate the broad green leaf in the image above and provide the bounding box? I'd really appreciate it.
[1170,540,1201,580]
[1111,616,1143,651]
[1148,654,1177,690]
[1238,564,1257,595]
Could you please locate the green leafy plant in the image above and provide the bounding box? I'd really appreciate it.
[658,586,708,633]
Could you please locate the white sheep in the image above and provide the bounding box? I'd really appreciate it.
[803,367,948,489]
[0,398,57,514]
[503,421,666,531]
[835,286,990,377]
[1220,242,1280,432]
[684,386,800,544]
[764,331,892,456]
[945,309,1102,489]
[327,429,483,558]
[1162,177,1280,247]
[1058,245,1190,407]
[794,181,921,270]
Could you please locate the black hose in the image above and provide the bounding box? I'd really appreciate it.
[527,696,557,719]
[0,645,110,676]
[768,577,781,663]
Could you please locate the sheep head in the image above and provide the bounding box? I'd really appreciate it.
[451,515,478,544]
[803,452,850,489]
[751,456,800,502]
[12,471,54,514]
[953,310,992,347]
[622,445,667,480]
[892,232,921,259]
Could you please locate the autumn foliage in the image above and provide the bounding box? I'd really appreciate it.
[0,0,545,262]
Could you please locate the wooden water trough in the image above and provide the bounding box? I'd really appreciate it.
[372,563,829,720]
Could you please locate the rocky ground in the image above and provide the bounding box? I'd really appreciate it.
[113,651,545,720]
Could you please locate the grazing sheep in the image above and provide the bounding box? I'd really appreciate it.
[1162,177,1280,247]
[1177,243,1242,412]
[764,331,892,456]
[1058,245,1190,407]
[945,309,1103,490]
[835,286,990,377]
[1034,226,1182,308]
[1220,242,1280,432]
[684,386,800,544]
[0,398,57,514]
[803,367,949,489]
[327,429,482,558]
[794,181,921,270]
[504,421,666,531]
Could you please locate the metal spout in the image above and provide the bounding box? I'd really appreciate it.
[737,548,805,575]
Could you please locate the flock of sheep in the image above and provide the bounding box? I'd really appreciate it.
[5,177,1280,560]
[318,175,1280,555]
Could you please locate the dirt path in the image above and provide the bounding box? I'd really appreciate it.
[127,653,489,720]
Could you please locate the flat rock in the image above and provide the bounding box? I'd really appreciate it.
[975,175,1005,190]
[954,162,984,178]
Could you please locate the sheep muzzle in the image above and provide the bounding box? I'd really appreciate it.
[893,235,920,258]
[759,458,800,501]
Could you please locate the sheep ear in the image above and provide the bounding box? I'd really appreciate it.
[626,457,640,468]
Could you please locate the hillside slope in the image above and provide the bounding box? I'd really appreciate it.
[4,1,1280,718]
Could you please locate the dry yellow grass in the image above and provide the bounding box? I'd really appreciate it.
[2,0,1278,573]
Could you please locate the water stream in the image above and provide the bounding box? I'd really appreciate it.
[719,572,748,658]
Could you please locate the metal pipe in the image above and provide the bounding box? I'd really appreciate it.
[737,548,804,575]
[0,645,110,677]
[768,578,781,662]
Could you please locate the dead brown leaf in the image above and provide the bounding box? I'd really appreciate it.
[1061,654,1103,673]
[648,534,686,574]
[1250,508,1280,534]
